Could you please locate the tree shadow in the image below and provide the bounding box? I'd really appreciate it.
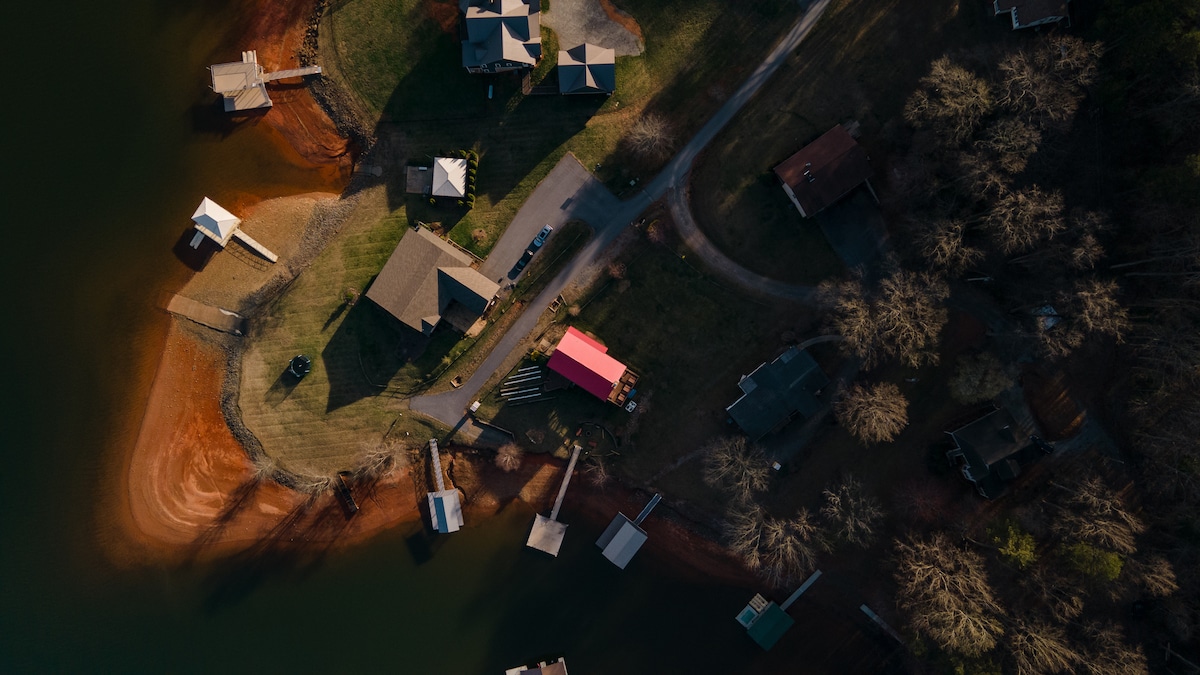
[201,495,353,612]
[322,300,350,332]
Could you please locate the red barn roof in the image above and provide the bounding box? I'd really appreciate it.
[774,126,871,217]
[547,327,628,401]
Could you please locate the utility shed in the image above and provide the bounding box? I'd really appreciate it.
[726,347,828,440]
[595,494,659,569]
[774,125,872,218]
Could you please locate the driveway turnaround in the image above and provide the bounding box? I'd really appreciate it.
[412,0,833,431]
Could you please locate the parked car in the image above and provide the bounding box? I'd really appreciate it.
[531,224,553,249]
[514,249,534,273]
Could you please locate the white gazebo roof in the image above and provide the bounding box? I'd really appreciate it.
[432,157,468,198]
[191,197,242,246]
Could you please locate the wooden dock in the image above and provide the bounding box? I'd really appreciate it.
[165,295,246,336]
[230,230,278,263]
[549,444,581,521]
[263,65,322,81]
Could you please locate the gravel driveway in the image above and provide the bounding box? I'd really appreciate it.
[543,0,643,56]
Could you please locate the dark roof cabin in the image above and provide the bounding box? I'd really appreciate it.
[461,0,542,74]
[946,408,1043,498]
[774,126,872,218]
[365,228,498,335]
[726,347,829,440]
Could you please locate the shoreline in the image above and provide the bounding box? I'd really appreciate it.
[108,0,756,589]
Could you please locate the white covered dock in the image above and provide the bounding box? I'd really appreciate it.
[427,439,464,534]
[189,197,278,263]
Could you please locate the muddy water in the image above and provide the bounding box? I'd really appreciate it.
[0,1,822,672]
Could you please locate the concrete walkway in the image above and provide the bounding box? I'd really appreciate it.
[411,0,834,430]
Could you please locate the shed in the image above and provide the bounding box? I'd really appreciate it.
[595,493,660,569]
[190,197,241,247]
[432,157,468,199]
[774,126,872,218]
[546,327,629,402]
[557,43,616,95]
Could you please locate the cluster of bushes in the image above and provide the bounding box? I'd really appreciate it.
[459,149,479,209]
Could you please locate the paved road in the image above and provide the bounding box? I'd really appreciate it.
[477,158,618,282]
[411,0,833,431]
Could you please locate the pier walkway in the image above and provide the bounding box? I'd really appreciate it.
[165,295,246,336]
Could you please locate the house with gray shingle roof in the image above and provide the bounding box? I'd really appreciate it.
[461,0,542,74]
[558,43,615,95]
[365,228,499,335]
[726,347,829,440]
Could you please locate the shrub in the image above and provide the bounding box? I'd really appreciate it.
[1065,542,1123,582]
[495,443,524,472]
[991,520,1037,569]
[457,199,465,207]
[429,197,436,206]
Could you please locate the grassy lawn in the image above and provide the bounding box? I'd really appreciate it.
[690,0,1017,284]
[320,0,798,256]
[238,187,457,476]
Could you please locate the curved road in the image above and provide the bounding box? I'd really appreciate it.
[411,0,833,432]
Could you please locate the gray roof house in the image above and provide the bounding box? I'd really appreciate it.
[558,43,615,95]
[946,407,1046,498]
[461,0,542,74]
[365,228,499,335]
[993,0,1070,30]
[726,348,829,440]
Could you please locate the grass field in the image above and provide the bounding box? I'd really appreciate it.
[319,0,798,257]
[237,187,452,475]
[690,0,1020,284]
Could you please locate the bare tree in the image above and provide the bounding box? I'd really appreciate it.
[1026,567,1085,623]
[835,382,909,445]
[606,261,627,280]
[894,533,1006,657]
[904,56,995,145]
[1052,475,1145,554]
[1080,623,1148,675]
[582,456,612,490]
[915,218,984,274]
[984,185,1066,254]
[1008,621,1082,675]
[645,219,669,244]
[949,352,1014,404]
[1126,555,1179,598]
[494,442,524,473]
[998,35,1103,129]
[977,117,1043,174]
[702,436,770,501]
[1070,279,1131,342]
[724,504,825,587]
[353,438,409,481]
[626,114,675,161]
[820,270,949,369]
[820,476,885,547]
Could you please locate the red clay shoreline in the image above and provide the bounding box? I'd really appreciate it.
[108,0,756,590]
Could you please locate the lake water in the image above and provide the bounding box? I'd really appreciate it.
[0,1,881,672]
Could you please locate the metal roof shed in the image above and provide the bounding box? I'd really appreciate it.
[547,327,628,401]
[595,493,660,569]
[735,594,795,650]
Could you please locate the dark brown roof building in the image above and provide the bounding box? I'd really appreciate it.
[993,0,1070,30]
[774,126,872,218]
[365,228,498,335]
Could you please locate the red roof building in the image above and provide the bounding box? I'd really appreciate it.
[547,327,634,403]
[774,125,873,218]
